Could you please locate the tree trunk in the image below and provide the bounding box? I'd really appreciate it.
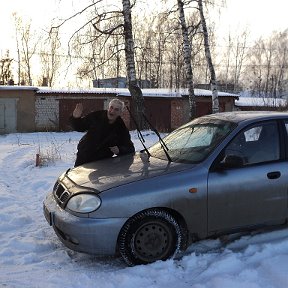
[177,0,196,120]
[198,0,219,113]
[122,0,146,129]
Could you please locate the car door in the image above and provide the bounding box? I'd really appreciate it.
[207,120,288,234]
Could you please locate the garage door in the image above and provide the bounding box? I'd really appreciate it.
[0,99,17,134]
[0,104,4,133]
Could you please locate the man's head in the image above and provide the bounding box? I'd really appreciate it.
[107,98,125,123]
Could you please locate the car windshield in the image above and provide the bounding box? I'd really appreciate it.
[148,117,237,163]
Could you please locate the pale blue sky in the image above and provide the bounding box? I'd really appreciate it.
[1,0,287,56]
[215,0,288,40]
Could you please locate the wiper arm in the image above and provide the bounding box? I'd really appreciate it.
[142,113,172,162]
[126,106,151,160]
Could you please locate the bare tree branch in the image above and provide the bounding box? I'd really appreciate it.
[50,1,102,31]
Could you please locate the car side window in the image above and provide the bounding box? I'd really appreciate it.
[224,121,280,166]
[285,121,288,155]
[285,121,288,135]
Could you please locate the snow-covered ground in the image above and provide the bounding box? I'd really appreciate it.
[0,131,287,288]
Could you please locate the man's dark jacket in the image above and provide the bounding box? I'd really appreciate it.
[70,110,135,166]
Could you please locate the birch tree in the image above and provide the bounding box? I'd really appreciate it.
[13,14,39,86]
[218,29,249,92]
[244,30,288,99]
[52,0,146,128]
[177,0,196,119]
[38,29,62,87]
[137,14,175,89]
[232,31,249,91]
[198,0,219,113]
[73,11,125,84]
[122,0,145,127]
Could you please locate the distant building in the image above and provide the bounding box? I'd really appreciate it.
[93,77,151,89]
[93,77,127,88]
[195,83,240,94]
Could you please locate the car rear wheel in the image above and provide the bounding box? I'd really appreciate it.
[118,209,186,266]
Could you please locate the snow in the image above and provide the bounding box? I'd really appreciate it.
[0,130,287,288]
[35,87,239,98]
[235,97,288,108]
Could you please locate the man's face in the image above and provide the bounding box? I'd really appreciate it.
[107,102,122,123]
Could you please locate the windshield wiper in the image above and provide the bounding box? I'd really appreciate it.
[126,106,151,160]
[142,113,172,162]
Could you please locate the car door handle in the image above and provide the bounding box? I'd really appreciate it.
[267,171,281,179]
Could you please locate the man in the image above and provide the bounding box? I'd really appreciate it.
[70,98,135,167]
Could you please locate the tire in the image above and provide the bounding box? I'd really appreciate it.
[118,209,186,266]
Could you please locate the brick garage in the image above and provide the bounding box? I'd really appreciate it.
[117,89,238,132]
[0,87,238,133]
[35,89,117,131]
[35,88,238,132]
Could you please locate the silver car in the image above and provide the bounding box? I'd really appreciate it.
[43,111,288,266]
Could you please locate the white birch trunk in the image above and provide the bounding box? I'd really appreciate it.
[122,0,146,128]
[177,0,196,120]
[198,0,219,113]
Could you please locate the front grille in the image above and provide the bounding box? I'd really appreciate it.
[53,182,70,207]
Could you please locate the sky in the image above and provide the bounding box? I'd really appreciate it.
[214,0,288,40]
[0,0,287,87]
[0,0,89,57]
[1,0,288,55]
[0,130,288,287]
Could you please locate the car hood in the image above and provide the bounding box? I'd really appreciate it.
[62,152,193,193]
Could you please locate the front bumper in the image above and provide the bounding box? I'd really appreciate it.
[43,192,127,255]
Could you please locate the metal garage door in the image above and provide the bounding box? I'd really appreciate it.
[0,99,17,134]
[0,104,4,133]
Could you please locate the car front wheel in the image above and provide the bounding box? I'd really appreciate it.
[118,209,186,266]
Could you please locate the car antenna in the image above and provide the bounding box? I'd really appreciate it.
[142,113,172,162]
[126,105,151,160]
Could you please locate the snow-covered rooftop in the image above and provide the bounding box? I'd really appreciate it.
[35,87,239,98]
[0,85,240,97]
[0,85,39,91]
[235,97,288,107]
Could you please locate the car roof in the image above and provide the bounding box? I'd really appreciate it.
[202,111,288,124]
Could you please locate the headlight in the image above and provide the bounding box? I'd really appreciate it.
[66,194,101,213]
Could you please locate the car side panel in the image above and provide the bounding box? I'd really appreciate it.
[207,161,288,234]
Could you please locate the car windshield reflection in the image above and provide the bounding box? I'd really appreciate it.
[148,117,237,163]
